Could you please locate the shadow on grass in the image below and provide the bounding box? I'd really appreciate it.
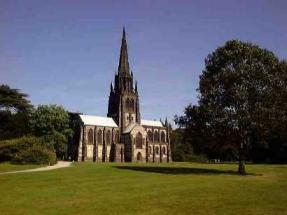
[114,166,259,176]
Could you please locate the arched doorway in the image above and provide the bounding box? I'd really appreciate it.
[136,152,142,161]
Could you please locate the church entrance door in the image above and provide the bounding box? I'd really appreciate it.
[136,152,142,161]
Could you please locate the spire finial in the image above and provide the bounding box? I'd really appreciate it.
[118,27,130,74]
[123,26,126,39]
[110,82,114,93]
[165,117,168,127]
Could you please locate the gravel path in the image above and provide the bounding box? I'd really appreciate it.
[0,161,72,174]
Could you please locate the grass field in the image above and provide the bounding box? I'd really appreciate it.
[0,162,286,215]
[0,162,44,173]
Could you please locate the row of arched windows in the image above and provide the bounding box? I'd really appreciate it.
[134,132,167,150]
[125,98,135,111]
[148,146,166,155]
[147,130,166,143]
[87,129,119,145]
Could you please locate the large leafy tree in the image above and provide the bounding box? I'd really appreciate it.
[30,105,73,159]
[199,40,280,174]
[0,85,33,139]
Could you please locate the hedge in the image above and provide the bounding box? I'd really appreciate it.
[12,145,57,165]
[0,136,57,165]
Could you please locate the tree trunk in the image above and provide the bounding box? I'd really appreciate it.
[238,142,246,175]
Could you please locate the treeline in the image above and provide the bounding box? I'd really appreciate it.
[0,85,73,165]
[171,40,287,174]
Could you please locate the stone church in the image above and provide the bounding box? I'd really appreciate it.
[69,29,171,163]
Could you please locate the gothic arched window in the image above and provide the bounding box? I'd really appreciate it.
[148,146,152,155]
[136,132,143,149]
[147,130,153,142]
[106,130,111,145]
[161,131,166,142]
[97,129,102,144]
[130,99,134,111]
[88,128,93,144]
[154,131,159,142]
[155,146,159,155]
[162,146,166,155]
[115,130,120,143]
[125,98,130,110]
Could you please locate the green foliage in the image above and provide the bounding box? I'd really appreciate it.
[200,40,279,135]
[184,154,208,163]
[12,145,57,165]
[176,40,287,170]
[0,85,33,140]
[171,128,208,162]
[0,136,57,165]
[0,84,32,112]
[199,40,286,168]
[30,105,73,159]
[0,136,43,162]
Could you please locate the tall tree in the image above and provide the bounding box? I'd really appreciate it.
[199,40,279,174]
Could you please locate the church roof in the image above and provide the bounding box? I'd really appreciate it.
[123,122,138,134]
[79,115,118,127]
[141,119,163,127]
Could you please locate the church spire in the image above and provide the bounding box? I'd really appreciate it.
[135,81,138,93]
[118,27,130,74]
[110,82,114,93]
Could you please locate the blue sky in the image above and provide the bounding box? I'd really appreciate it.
[1,0,286,123]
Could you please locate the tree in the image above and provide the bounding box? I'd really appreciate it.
[0,85,33,139]
[199,40,280,174]
[0,85,32,112]
[175,104,239,162]
[30,105,73,159]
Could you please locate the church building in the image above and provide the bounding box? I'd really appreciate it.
[69,29,171,163]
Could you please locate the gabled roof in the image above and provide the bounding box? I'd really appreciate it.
[79,115,118,127]
[141,119,163,127]
[123,122,137,134]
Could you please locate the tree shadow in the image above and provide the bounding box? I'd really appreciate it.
[114,166,259,176]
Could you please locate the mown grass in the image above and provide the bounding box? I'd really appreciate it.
[0,162,286,215]
[0,162,45,173]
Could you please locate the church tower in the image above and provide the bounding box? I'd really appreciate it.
[107,28,141,134]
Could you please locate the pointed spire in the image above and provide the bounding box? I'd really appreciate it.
[110,82,114,93]
[135,80,138,93]
[118,27,130,74]
[165,117,168,127]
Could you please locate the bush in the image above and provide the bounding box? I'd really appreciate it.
[12,146,57,165]
[0,136,41,162]
[0,136,56,165]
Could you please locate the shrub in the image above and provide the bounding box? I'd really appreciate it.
[12,146,57,165]
[0,136,56,165]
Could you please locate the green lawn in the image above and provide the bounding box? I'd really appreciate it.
[0,162,286,215]
[0,162,45,173]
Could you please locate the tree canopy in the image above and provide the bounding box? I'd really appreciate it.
[175,40,287,174]
[0,85,32,113]
[30,105,73,159]
[0,85,33,139]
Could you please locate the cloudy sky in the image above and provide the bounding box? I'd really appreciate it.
[1,0,287,123]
